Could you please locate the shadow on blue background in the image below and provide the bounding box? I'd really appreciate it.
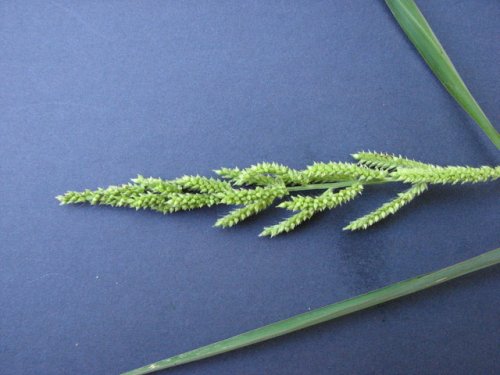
[1,1,499,374]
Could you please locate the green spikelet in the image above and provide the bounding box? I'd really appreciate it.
[234,173,276,186]
[57,184,177,213]
[344,183,428,231]
[305,162,388,182]
[391,166,500,184]
[166,193,221,212]
[352,151,430,170]
[220,185,289,205]
[234,162,307,186]
[174,175,232,193]
[127,193,174,213]
[278,184,363,212]
[131,175,182,194]
[214,199,274,228]
[214,167,241,181]
[259,209,316,237]
[57,184,147,207]
[261,184,363,237]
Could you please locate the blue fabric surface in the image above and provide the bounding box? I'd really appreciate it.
[1,1,499,374]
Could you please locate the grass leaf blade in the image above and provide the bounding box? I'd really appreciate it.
[385,0,500,149]
[122,247,500,374]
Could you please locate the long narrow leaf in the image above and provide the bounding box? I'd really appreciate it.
[385,0,500,149]
[122,247,500,374]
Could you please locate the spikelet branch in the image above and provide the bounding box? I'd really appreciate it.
[164,193,221,212]
[220,185,289,205]
[260,184,363,237]
[391,166,500,184]
[131,176,182,194]
[174,175,232,193]
[352,151,430,170]
[344,183,428,231]
[213,167,241,182]
[305,162,388,183]
[215,198,274,228]
[233,162,307,186]
[259,209,316,237]
[57,184,146,207]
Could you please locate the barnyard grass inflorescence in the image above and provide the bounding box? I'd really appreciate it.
[57,152,500,236]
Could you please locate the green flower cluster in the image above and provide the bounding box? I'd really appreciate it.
[174,175,232,193]
[304,162,388,182]
[131,176,182,194]
[215,199,274,228]
[261,184,363,237]
[57,152,499,236]
[391,165,500,184]
[344,183,428,231]
[60,184,154,208]
[222,162,307,186]
[278,184,363,211]
[353,151,430,170]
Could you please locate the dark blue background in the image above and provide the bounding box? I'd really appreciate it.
[1,1,499,374]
